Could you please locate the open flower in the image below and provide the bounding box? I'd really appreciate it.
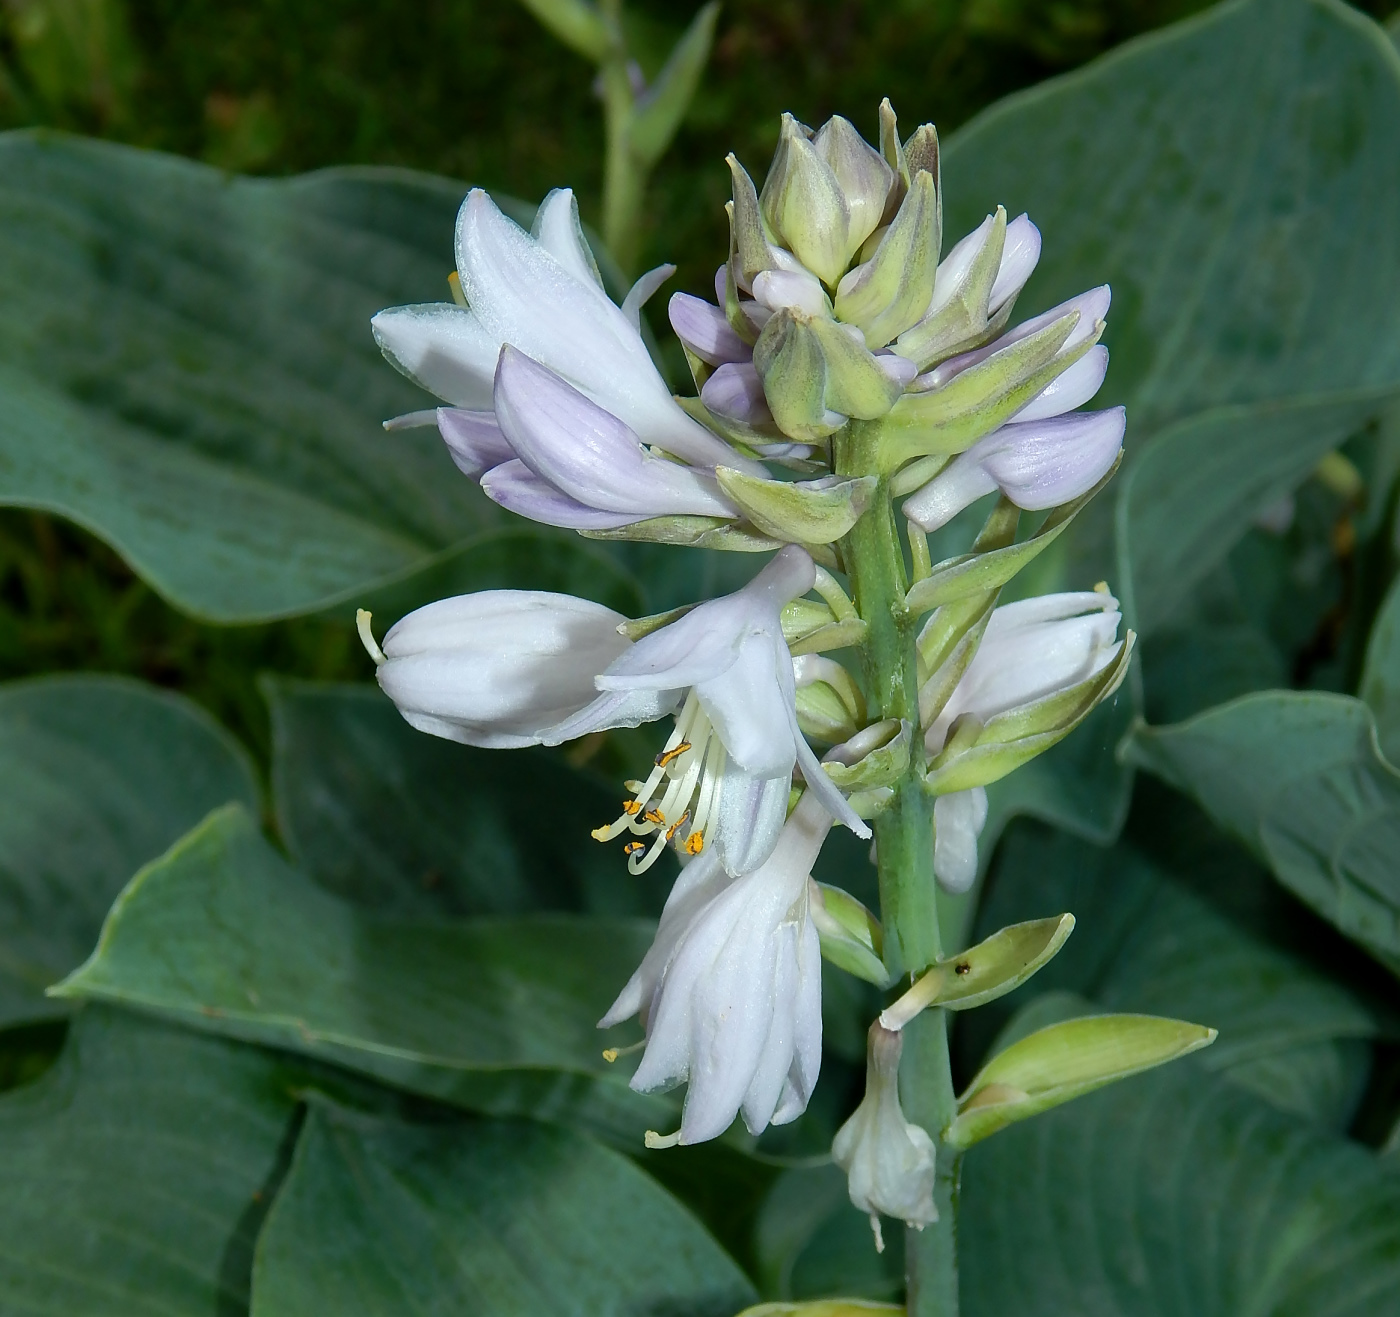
[372,186,749,476]
[600,788,833,1144]
[365,546,868,879]
[832,1022,937,1251]
[569,546,869,875]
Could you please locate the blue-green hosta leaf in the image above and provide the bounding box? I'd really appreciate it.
[0,675,257,1028]
[960,1049,1400,1316]
[55,804,672,1143]
[941,0,1400,839]
[1126,692,1400,975]
[0,1005,298,1315]
[266,679,665,919]
[1360,572,1400,765]
[0,132,523,622]
[250,1099,756,1317]
[1117,389,1394,636]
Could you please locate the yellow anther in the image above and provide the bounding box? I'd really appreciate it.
[685,832,704,855]
[623,841,645,856]
[665,811,691,842]
[447,270,466,306]
[643,809,666,826]
[622,799,643,816]
[655,742,692,768]
[591,825,612,842]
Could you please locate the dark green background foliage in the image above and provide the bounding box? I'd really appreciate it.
[3,0,1400,1312]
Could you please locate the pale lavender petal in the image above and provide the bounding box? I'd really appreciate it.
[480,460,640,529]
[710,767,794,877]
[622,264,676,328]
[697,635,796,777]
[669,293,751,366]
[978,407,1126,509]
[1010,345,1109,423]
[371,304,498,408]
[701,362,773,424]
[436,407,515,478]
[494,348,739,519]
[922,214,996,319]
[988,213,1041,312]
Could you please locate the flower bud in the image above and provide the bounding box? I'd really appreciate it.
[760,113,895,287]
[832,1023,937,1250]
[835,170,940,348]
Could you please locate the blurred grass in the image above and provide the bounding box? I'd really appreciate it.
[1,0,1396,755]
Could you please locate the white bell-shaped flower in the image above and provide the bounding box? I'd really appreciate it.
[924,590,1125,758]
[601,788,833,1144]
[832,1022,937,1251]
[366,546,868,879]
[372,187,746,473]
[368,591,649,749]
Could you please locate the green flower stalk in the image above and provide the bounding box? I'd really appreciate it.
[367,100,1212,1317]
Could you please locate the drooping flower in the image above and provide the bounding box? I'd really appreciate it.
[372,187,758,511]
[601,788,832,1145]
[923,590,1125,757]
[832,1022,937,1251]
[363,546,868,879]
[922,590,1125,890]
[366,590,641,748]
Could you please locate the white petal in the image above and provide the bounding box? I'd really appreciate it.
[932,787,989,894]
[752,268,831,317]
[740,921,800,1134]
[458,189,754,472]
[371,304,498,408]
[1010,345,1109,423]
[923,214,995,319]
[988,213,1041,312]
[539,685,685,745]
[377,591,627,747]
[697,634,797,777]
[622,264,676,328]
[493,348,739,518]
[926,591,1122,752]
[710,766,793,876]
[530,188,605,291]
[901,459,999,533]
